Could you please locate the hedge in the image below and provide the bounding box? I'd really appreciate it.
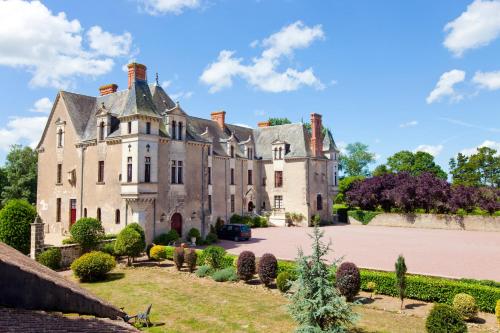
[347,210,380,225]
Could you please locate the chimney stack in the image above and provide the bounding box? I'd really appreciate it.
[258,121,271,128]
[99,84,118,96]
[310,113,323,157]
[127,63,147,89]
[211,111,226,130]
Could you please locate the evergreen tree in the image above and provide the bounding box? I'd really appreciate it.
[289,226,357,332]
[449,147,500,187]
[395,255,407,310]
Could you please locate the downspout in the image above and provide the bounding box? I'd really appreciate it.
[153,199,156,240]
[125,202,128,226]
[306,158,310,225]
[325,159,329,221]
[79,146,85,218]
[225,158,228,222]
[200,145,206,237]
[241,159,244,215]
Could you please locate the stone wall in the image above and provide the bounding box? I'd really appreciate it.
[42,240,114,268]
[348,213,500,232]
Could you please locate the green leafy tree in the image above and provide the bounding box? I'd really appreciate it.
[386,151,447,179]
[339,142,375,177]
[289,225,357,332]
[335,176,365,205]
[372,164,390,177]
[114,224,146,266]
[0,168,6,209]
[268,118,292,126]
[395,255,407,310]
[1,145,38,206]
[450,147,500,187]
[0,199,37,254]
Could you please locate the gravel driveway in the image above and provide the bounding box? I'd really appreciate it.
[219,224,500,281]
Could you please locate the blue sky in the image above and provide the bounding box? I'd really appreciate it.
[0,0,499,171]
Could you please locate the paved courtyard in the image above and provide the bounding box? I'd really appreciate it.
[219,225,500,281]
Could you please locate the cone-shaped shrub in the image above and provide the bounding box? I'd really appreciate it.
[237,251,256,281]
[336,262,361,301]
[173,246,184,270]
[185,248,198,273]
[258,253,278,287]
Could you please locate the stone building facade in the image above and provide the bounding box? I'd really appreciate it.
[36,63,339,243]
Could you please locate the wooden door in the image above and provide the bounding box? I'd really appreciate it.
[70,199,77,226]
[171,213,182,236]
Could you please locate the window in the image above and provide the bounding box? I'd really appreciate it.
[83,208,87,218]
[171,120,177,139]
[57,129,63,148]
[145,157,151,183]
[262,201,266,210]
[127,157,133,183]
[207,146,211,156]
[274,148,278,160]
[274,195,283,209]
[97,208,101,222]
[56,198,61,222]
[262,177,267,186]
[317,194,323,211]
[98,161,104,183]
[230,194,235,213]
[279,147,283,160]
[171,160,177,184]
[146,122,151,135]
[115,209,120,224]
[275,171,283,188]
[178,122,183,140]
[247,147,253,160]
[208,195,212,214]
[334,172,338,186]
[128,121,132,134]
[208,167,212,185]
[57,163,62,184]
[230,168,235,185]
[230,145,235,158]
[248,170,253,185]
[177,161,183,184]
[99,121,105,141]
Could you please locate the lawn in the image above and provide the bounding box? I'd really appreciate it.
[79,265,492,333]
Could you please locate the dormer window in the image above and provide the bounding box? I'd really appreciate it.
[172,120,177,139]
[247,147,253,160]
[146,122,151,135]
[279,147,283,160]
[230,145,235,158]
[178,122,183,140]
[128,122,132,134]
[99,121,105,141]
[57,128,63,148]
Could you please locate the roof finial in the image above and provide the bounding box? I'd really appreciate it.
[155,72,159,86]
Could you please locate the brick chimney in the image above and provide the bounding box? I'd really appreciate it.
[127,63,147,89]
[258,121,270,128]
[310,113,323,157]
[99,84,118,96]
[211,111,226,130]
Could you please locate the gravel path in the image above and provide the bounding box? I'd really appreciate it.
[219,225,500,281]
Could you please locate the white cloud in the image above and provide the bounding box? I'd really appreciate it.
[444,0,500,56]
[0,0,133,89]
[460,140,500,156]
[200,21,325,93]
[249,40,259,48]
[0,116,47,151]
[426,69,466,104]
[472,70,500,90]
[161,80,172,89]
[399,120,418,128]
[414,144,444,157]
[30,97,53,113]
[87,26,132,57]
[170,91,194,101]
[139,0,201,15]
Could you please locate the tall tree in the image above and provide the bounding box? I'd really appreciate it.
[0,168,6,208]
[395,255,407,310]
[372,164,390,177]
[450,147,500,187]
[339,142,375,177]
[268,118,292,126]
[1,145,38,206]
[386,151,447,179]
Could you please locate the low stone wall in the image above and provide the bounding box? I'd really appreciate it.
[42,240,114,268]
[348,213,500,232]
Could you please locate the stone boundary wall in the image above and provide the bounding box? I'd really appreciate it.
[42,240,114,268]
[348,213,500,232]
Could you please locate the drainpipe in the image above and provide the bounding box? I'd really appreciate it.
[79,146,85,218]
[325,159,328,221]
[200,145,206,237]
[225,159,228,222]
[125,202,128,226]
[153,199,156,240]
[306,158,310,225]
[241,159,244,216]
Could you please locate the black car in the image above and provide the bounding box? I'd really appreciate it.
[217,224,252,241]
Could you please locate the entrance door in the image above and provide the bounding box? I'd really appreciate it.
[70,199,77,226]
[171,213,182,236]
[248,201,254,212]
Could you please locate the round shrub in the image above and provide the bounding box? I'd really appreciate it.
[71,251,116,282]
[70,218,104,251]
[199,246,226,270]
[114,225,145,266]
[425,304,467,333]
[237,251,256,281]
[496,300,500,327]
[0,199,37,254]
[258,253,278,287]
[146,243,154,259]
[453,293,478,321]
[173,246,185,270]
[126,223,145,244]
[100,241,116,257]
[196,265,212,278]
[150,245,167,261]
[212,267,238,282]
[187,228,201,241]
[336,262,361,301]
[36,247,61,270]
[154,229,179,245]
[185,248,198,273]
[205,232,218,244]
[276,271,292,293]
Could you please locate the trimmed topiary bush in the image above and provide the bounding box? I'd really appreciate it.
[277,271,292,293]
[36,247,62,270]
[185,248,198,273]
[425,303,467,333]
[258,253,278,287]
[237,251,256,281]
[366,281,377,299]
[336,262,361,302]
[154,229,180,245]
[114,224,145,266]
[187,228,201,242]
[453,293,478,321]
[71,251,116,282]
[196,265,212,278]
[70,217,104,251]
[173,246,185,270]
[212,267,238,282]
[127,223,145,244]
[0,199,37,254]
[150,245,167,261]
[199,245,226,270]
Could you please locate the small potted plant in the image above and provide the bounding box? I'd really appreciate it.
[187,228,201,246]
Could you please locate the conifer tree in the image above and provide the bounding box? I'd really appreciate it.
[395,255,407,310]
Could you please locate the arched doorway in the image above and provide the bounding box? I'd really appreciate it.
[248,201,254,212]
[171,213,183,236]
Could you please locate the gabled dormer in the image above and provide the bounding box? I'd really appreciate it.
[225,132,238,158]
[164,101,187,141]
[271,139,289,160]
[96,103,112,142]
[239,135,255,160]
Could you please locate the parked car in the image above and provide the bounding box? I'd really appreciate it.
[217,224,251,241]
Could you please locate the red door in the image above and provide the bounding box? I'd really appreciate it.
[70,199,77,226]
[171,213,182,236]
